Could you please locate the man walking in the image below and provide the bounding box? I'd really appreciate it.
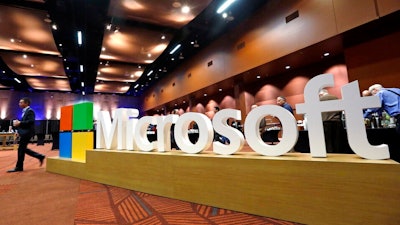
[7,97,45,172]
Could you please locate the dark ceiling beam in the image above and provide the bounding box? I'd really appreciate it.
[47,0,110,94]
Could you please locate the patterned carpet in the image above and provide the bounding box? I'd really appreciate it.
[0,143,301,225]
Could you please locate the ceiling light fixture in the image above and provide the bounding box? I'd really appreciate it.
[169,44,181,54]
[22,54,27,59]
[324,52,330,57]
[147,70,153,76]
[285,65,291,69]
[161,35,166,40]
[82,91,85,96]
[14,78,21,83]
[217,0,236,14]
[52,24,58,30]
[134,84,139,89]
[80,65,84,72]
[181,5,190,14]
[106,23,112,30]
[10,38,15,43]
[77,31,82,45]
[81,82,84,87]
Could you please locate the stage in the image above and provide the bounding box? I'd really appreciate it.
[47,146,400,224]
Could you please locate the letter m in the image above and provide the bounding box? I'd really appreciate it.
[96,108,139,150]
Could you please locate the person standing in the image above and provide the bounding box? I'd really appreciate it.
[363,84,400,134]
[276,96,293,114]
[7,97,45,173]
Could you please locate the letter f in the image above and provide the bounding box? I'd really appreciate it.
[296,74,389,159]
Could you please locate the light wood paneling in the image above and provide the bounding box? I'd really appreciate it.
[333,0,378,33]
[377,0,400,16]
[47,149,400,225]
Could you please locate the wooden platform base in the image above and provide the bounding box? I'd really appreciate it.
[47,148,400,225]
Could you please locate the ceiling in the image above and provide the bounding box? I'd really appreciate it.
[0,0,269,96]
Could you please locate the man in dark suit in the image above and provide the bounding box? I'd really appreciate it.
[7,97,45,172]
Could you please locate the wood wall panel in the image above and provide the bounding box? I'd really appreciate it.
[377,0,400,16]
[228,0,337,75]
[333,0,378,33]
[345,31,400,91]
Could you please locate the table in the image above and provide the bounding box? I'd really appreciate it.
[294,128,400,162]
[0,132,18,151]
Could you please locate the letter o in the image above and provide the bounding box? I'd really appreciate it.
[174,112,213,154]
[244,105,298,156]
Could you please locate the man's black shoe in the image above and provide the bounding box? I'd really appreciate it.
[7,168,23,173]
[39,155,45,167]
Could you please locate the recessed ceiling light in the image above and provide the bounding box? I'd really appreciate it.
[161,35,166,40]
[59,43,62,47]
[204,93,207,96]
[10,39,15,43]
[285,65,291,69]
[77,31,82,45]
[256,75,261,79]
[147,53,151,57]
[52,24,57,30]
[181,6,190,14]
[102,47,106,51]
[30,64,34,68]
[219,88,222,91]
[323,52,330,57]
[22,54,27,59]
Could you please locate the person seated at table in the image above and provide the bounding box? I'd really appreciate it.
[363,84,400,134]
[276,96,293,114]
[213,106,230,144]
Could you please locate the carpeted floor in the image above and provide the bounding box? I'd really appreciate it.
[0,143,301,225]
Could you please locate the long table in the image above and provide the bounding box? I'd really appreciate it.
[294,128,400,162]
[0,132,18,151]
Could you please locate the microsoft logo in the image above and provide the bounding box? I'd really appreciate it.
[59,102,94,161]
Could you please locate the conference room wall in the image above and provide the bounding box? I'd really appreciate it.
[142,0,399,111]
[345,31,400,90]
[0,90,142,120]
